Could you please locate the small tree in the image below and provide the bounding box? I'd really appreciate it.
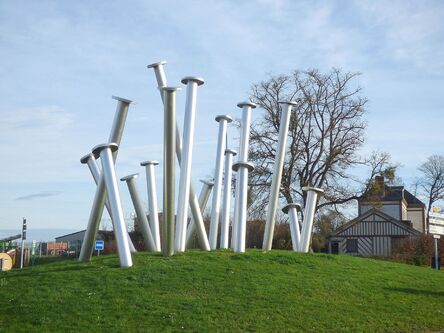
[418,155,444,213]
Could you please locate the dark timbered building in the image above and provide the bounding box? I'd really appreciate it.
[328,176,425,257]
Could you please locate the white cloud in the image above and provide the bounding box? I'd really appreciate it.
[354,1,444,73]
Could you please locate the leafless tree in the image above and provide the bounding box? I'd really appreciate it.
[418,155,444,213]
[246,68,397,219]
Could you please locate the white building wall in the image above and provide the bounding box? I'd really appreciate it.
[407,209,425,232]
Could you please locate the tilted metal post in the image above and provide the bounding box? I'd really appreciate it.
[232,102,256,253]
[299,187,324,253]
[263,101,297,251]
[80,153,136,253]
[186,179,214,248]
[209,115,233,250]
[220,149,236,249]
[175,76,205,252]
[147,61,210,251]
[282,203,302,252]
[120,174,157,252]
[140,160,161,252]
[92,143,132,267]
[79,96,135,262]
[162,87,180,257]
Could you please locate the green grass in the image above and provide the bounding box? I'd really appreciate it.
[1,250,444,332]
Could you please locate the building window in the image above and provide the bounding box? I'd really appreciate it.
[346,239,358,253]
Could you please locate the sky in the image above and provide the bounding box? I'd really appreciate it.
[0,0,443,239]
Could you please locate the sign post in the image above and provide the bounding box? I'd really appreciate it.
[95,240,104,256]
[20,218,27,269]
[429,212,444,270]
[434,235,441,271]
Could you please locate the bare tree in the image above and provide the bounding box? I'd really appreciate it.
[247,69,397,218]
[418,155,444,213]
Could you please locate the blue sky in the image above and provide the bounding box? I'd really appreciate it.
[0,1,443,237]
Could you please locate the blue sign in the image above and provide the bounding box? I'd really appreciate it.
[95,240,105,250]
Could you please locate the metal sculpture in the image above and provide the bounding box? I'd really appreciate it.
[175,77,205,252]
[299,187,324,253]
[209,115,233,249]
[80,153,136,253]
[79,96,135,262]
[92,143,132,267]
[263,101,297,251]
[78,59,326,265]
[282,203,302,251]
[220,149,236,249]
[162,86,180,257]
[120,174,157,252]
[232,102,256,253]
[140,160,161,252]
[186,179,214,248]
[147,61,210,251]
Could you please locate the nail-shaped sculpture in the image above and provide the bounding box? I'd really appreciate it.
[232,102,256,253]
[140,160,161,252]
[162,87,180,256]
[147,61,167,101]
[220,149,236,249]
[79,96,135,262]
[232,161,255,253]
[299,187,324,253]
[147,62,210,251]
[175,76,205,252]
[186,179,214,248]
[263,101,297,251]
[80,153,137,253]
[120,174,157,252]
[282,203,302,252]
[208,115,233,250]
[92,143,132,267]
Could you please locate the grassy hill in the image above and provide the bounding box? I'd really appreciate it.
[1,250,444,332]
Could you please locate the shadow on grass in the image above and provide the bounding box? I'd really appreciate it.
[33,256,69,265]
[5,265,98,278]
[385,287,444,297]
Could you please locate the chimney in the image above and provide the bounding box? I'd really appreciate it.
[375,175,385,196]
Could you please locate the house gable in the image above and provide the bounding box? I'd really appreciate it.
[331,208,420,238]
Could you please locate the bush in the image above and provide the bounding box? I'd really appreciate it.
[391,234,443,266]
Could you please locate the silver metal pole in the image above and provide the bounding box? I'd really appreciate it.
[162,87,180,257]
[232,102,256,253]
[92,143,132,267]
[263,101,297,251]
[209,115,233,249]
[282,203,302,252]
[120,174,157,252]
[175,76,205,252]
[147,61,167,102]
[220,149,236,249]
[231,179,239,249]
[147,61,210,251]
[232,162,254,253]
[299,187,324,253]
[186,179,214,248]
[140,160,161,252]
[79,96,135,262]
[80,153,136,252]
